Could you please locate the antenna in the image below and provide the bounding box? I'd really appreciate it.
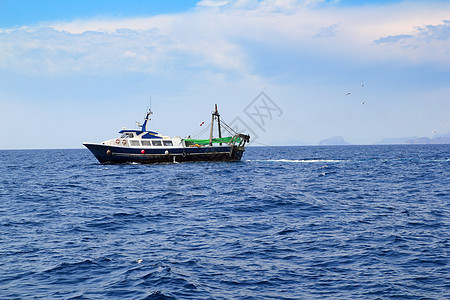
[139,96,154,132]
[148,96,153,115]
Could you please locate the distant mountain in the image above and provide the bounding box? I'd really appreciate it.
[404,131,450,144]
[434,131,450,138]
[375,132,450,145]
[431,137,450,144]
[404,137,431,144]
[375,137,419,145]
[319,136,351,146]
[405,136,450,144]
[317,132,450,146]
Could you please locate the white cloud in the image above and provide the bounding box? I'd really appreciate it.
[313,23,340,38]
[375,34,413,44]
[197,0,229,7]
[416,20,450,41]
[0,0,449,76]
[375,20,450,44]
[371,19,450,67]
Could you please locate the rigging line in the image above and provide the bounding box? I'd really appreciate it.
[192,127,209,139]
[222,119,239,134]
[221,123,236,135]
[218,124,234,136]
[219,118,239,135]
[191,123,211,138]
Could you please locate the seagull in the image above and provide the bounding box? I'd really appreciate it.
[361,101,366,104]
[432,130,437,134]
[346,92,352,96]
[361,83,365,87]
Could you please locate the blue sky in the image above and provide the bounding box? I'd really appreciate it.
[0,0,449,148]
[0,0,401,27]
[0,1,201,27]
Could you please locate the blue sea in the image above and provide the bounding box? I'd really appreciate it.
[0,145,449,299]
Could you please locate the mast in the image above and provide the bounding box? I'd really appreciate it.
[216,104,222,145]
[209,106,215,146]
[209,104,221,146]
[140,109,153,132]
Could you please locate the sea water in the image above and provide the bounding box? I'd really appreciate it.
[0,145,449,299]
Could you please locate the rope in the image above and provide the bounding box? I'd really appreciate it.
[189,117,249,139]
[219,118,239,136]
[191,123,211,138]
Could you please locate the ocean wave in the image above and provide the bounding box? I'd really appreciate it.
[1,146,449,299]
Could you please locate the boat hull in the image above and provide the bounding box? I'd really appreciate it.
[83,143,245,164]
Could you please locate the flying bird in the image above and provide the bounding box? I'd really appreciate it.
[432,130,437,134]
[361,101,366,105]
[346,92,352,96]
[361,83,365,87]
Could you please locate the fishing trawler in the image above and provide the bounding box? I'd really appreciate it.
[83,105,250,164]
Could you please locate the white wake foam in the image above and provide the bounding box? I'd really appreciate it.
[247,159,343,163]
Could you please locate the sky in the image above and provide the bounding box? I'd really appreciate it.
[0,0,449,149]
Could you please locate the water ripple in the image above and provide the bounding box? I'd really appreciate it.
[0,146,449,299]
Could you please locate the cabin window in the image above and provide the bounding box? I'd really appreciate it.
[120,133,134,138]
[130,140,140,146]
[152,140,162,146]
[163,140,173,146]
[141,141,151,146]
